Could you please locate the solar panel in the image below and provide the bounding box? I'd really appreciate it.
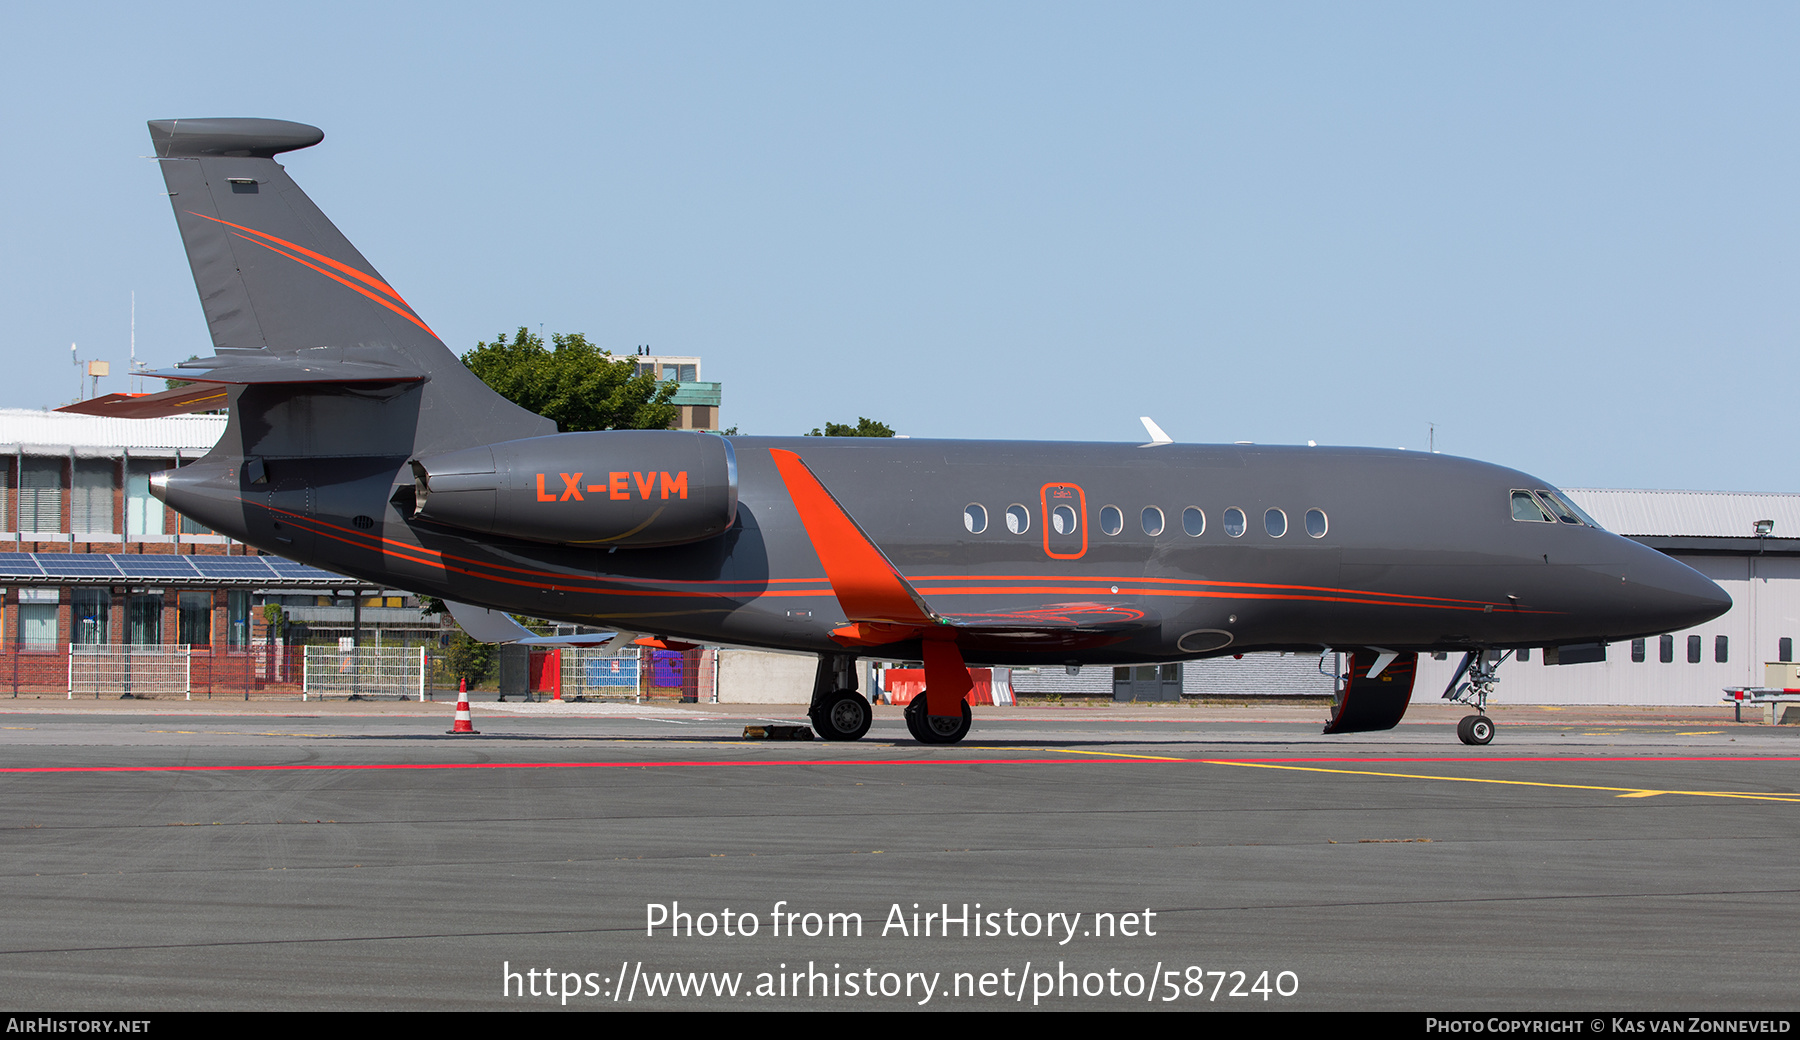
[38,557,123,578]
[266,558,336,578]
[0,553,44,577]
[189,557,278,579]
[115,556,201,579]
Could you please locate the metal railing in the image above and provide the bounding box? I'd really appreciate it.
[302,645,427,700]
[68,644,192,700]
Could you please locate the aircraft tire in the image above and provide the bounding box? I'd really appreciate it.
[1457,714,1495,745]
[811,689,872,741]
[905,694,971,745]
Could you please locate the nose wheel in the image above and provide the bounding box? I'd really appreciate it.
[904,695,971,744]
[1456,714,1495,745]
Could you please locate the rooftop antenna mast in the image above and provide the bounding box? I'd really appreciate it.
[129,291,140,394]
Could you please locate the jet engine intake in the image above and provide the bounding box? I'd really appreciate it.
[408,430,738,548]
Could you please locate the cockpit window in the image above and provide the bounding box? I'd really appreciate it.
[1511,490,1553,522]
[1535,491,1582,525]
[1541,488,1604,529]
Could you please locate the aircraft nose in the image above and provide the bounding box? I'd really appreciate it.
[1627,544,1731,633]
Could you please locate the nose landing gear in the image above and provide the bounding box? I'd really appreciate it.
[1443,650,1507,746]
[1455,713,1495,745]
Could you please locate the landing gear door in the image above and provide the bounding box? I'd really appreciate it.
[1040,483,1087,560]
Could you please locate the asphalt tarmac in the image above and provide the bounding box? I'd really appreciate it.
[1,697,1794,1011]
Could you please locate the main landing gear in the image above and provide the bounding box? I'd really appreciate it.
[904,694,971,744]
[808,654,872,741]
[807,647,976,745]
[1442,650,1508,746]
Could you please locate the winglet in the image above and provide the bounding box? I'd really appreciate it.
[768,448,935,627]
[1139,416,1173,447]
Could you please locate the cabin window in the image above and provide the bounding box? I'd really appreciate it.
[964,504,987,534]
[1631,638,1645,663]
[1659,634,1674,663]
[1223,508,1247,538]
[1183,507,1205,537]
[1511,490,1553,523]
[1715,635,1728,664]
[1141,507,1164,537]
[1265,508,1287,538]
[1305,508,1327,538]
[1051,504,1078,536]
[1005,505,1030,535]
[1687,635,1702,664]
[1099,506,1123,536]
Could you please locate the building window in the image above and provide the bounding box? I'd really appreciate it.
[1631,638,1645,663]
[1687,634,1702,664]
[72,588,110,645]
[178,591,211,646]
[19,457,61,534]
[72,459,114,535]
[17,589,57,649]
[126,460,166,536]
[228,590,251,648]
[1781,637,1793,663]
[127,593,163,645]
[1518,647,1530,662]
[1660,634,1674,663]
[1715,635,1728,664]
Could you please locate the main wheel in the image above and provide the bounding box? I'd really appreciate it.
[1457,714,1495,745]
[905,693,971,745]
[810,688,872,741]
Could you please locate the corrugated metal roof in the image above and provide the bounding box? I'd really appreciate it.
[1563,488,1800,539]
[0,408,226,456]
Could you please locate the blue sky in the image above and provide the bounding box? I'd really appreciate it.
[2,3,1795,490]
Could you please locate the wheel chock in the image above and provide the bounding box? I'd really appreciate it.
[743,724,814,740]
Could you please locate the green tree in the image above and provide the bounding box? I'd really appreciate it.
[443,632,496,687]
[806,417,895,437]
[462,328,679,432]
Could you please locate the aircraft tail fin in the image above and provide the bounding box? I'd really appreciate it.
[145,118,553,456]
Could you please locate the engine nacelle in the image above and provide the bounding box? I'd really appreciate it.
[408,430,737,548]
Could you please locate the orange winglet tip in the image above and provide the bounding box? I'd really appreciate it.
[633,636,700,652]
[769,448,934,627]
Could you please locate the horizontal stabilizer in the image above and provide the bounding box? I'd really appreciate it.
[152,346,425,385]
[445,600,616,647]
[58,385,232,419]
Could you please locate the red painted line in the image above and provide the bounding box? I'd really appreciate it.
[1,754,1794,776]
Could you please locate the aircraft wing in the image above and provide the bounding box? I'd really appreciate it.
[444,601,618,647]
[770,448,1155,651]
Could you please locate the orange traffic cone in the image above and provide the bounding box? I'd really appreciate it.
[448,677,480,735]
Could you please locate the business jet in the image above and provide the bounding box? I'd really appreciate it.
[66,118,1731,747]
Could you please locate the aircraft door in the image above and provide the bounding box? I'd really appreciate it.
[267,476,316,559]
[1040,483,1087,560]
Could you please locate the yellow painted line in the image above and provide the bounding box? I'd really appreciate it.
[1034,747,1800,803]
